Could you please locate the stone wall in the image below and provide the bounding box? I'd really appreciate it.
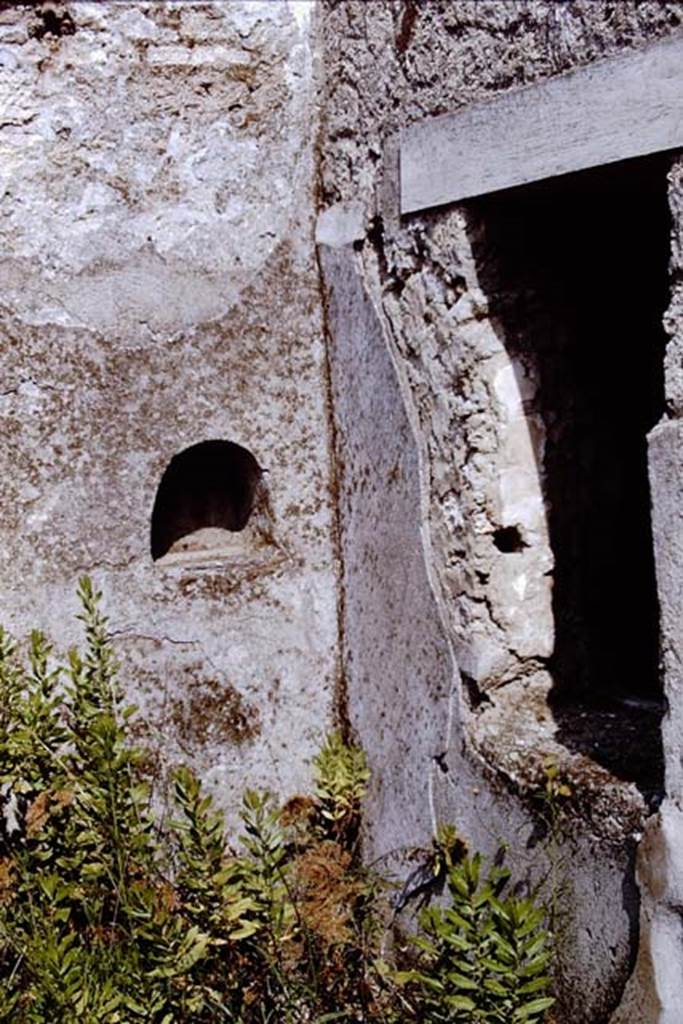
[0,1,339,819]
[4,2,683,1019]
[317,2,683,1021]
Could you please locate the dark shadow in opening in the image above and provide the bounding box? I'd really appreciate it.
[468,153,670,799]
[493,526,527,553]
[151,440,262,561]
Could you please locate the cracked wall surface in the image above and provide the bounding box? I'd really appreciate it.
[318,2,683,1021]
[0,0,339,819]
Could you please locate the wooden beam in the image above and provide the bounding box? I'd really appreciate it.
[400,35,683,214]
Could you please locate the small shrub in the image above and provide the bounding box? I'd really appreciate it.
[395,839,555,1023]
[0,579,554,1023]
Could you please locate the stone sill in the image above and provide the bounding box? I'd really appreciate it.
[469,677,663,843]
[152,525,288,576]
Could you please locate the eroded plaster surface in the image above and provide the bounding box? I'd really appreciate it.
[4,2,683,1021]
[0,1,339,819]
[319,229,643,1024]
[319,2,683,1021]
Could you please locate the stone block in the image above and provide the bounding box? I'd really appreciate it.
[315,202,366,248]
[649,419,683,801]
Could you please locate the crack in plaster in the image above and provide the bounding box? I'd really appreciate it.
[108,629,206,651]
[71,554,139,575]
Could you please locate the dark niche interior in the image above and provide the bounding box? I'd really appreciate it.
[151,440,262,562]
[471,153,671,797]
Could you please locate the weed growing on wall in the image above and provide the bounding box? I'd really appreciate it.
[394,834,555,1023]
[0,579,554,1022]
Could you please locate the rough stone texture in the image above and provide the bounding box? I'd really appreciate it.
[650,420,683,805]
[665,155,683,415]
[0,1,339,820]
[611,802,683,1024]
[318,240,643,1024]
[366,205,559,698]
[319,2,683,1021]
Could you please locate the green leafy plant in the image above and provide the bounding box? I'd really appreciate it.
[531,757,574,1007]
[312,730,370,845]
[395,836,555,1023]
[0,579,250,1022]
[0,579,555,1023]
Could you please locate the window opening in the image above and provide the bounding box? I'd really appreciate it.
[473,153,669,793]
[151,440,263,563]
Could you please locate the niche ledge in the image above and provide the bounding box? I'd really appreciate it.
[154,524,287,573]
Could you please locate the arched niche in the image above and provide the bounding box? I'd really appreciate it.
[151,440,265,563]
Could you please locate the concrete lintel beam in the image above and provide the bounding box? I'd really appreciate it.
[401,34,683,214]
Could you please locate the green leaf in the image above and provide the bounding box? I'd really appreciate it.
[519,976,552,996]
[444,994,477,1010]
[514,995,556,1019]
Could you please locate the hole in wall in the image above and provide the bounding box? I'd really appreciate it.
[471,152,669,794]
[29,8,76,39]
[150,440,263,563]
[462,673,493,711]
[493,526,526,553]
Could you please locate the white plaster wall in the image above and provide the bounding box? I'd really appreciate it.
[0,1,340,820]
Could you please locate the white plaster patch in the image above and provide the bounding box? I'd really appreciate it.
[289,1,314,31]
[316,201,366,247]
[493,359,536,418]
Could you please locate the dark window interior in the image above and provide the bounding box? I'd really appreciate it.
[471,153,671,795]
[151,440,262,561]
